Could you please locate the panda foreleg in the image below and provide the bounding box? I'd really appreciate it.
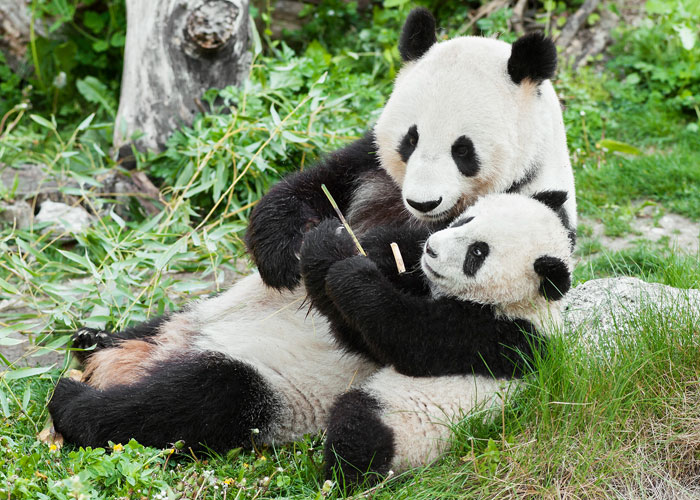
[325,368,508,485]
[49,351,282,452]
[245,132,380,291]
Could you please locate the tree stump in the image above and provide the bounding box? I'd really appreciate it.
[114,0,251,161]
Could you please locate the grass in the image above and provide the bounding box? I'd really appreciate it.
[2,295,699,499]
[1,1,700,498]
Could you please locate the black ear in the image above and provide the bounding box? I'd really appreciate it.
[534,256,570,301]
[531,190,568,212]
[399,8,437,62]
[507,32,557,85]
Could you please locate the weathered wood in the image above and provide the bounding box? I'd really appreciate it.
[0,0,45,71]
[556,0,601,48]
[114,0,251,157]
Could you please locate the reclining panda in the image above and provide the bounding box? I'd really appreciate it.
[300,191,572,482]
[48,8,576,468]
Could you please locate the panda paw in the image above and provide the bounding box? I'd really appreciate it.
[71,327,113,361]
[300,219,359,282]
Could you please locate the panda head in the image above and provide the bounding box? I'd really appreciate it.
[421,191,572,310]
[375,8,559,222]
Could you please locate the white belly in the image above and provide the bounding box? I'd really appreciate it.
[190,273,379,442]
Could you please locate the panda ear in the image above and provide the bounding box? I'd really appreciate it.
[399,8,437,62]
[507,32,557,85]
[531,190,568,212]
[534,256,570,301]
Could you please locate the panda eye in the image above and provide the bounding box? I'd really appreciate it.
[454,145,469,157]
[451,135,481,177]
[463,241,489,276]
[397,125,419,162]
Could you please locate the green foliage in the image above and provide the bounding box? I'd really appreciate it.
[606,0,699,115]
[1,0,125,120]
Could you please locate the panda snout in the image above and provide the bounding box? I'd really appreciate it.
[406,197,442,214]
[425,240,438,258]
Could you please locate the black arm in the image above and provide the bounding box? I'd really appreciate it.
[245,131,381,290]
[300,220,431,357]
[325,256,544,377]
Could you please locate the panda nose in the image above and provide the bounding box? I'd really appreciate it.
[425,241,438,258]
[406,197,442,213]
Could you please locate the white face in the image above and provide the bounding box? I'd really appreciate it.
[375,37,550,222]
[420,193,571,306]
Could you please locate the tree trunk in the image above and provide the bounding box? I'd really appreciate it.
[114,0,251,160]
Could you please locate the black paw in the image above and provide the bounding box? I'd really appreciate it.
[71,327,112,361]
[325,389,394,487]
[300,220,358,272]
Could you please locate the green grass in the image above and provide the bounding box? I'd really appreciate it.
[2,296,699,499]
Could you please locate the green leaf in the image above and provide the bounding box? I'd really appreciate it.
[3,365,54,381]
[30,114,56,130]
[76,76,115,117]
[83,11,106,33]
[0,389,9,417]
[597,139,643,156]
[383,0,409,7]
[77,113,96,131]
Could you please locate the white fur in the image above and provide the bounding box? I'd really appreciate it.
[188,274,379,443]
[422,193,572,328]
[348,193,570,474]
[363,368,514,471]
[374,36,576,226]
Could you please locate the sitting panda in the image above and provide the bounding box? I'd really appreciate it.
[246,8,576,292]
[48,9,575,456]
[300,191,572,483]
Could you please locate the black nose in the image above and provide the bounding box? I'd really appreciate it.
[406,197,442,213]
[425,242,437,258]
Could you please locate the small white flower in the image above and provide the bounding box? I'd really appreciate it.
[580,110,586,116]
[251,428,260,435]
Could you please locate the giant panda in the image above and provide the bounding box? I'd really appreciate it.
[300,191,572,484]
[48,9,575,456]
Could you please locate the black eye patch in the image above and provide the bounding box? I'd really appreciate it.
[451,135,481,177]
[398,125,419,163]
[451,216,474,228]
[463,241,489,276]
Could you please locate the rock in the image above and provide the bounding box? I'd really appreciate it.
[563,277,700,346]
[0,163,80,204]
[0,199,32,228]
[35,200,93,234]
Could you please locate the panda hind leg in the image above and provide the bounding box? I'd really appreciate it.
[49,351,282,452]
[324,389,395,489]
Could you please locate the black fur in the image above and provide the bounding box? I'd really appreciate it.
[245,131,382,290]
[71,315,171,363]
[531,190,567,213]
[398,8,437,62]
[534,255,571,301]
[463,241,490,277]
[300,220,430,356]
[451,215,474,228]
[49,352,280,451]
[313,252,543,378]
[397,124,418,163]
[506,163,540,193]
[451,135,481,177]
[507,32,557,85]
[531,190,576,250]
[324,390,395,485]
